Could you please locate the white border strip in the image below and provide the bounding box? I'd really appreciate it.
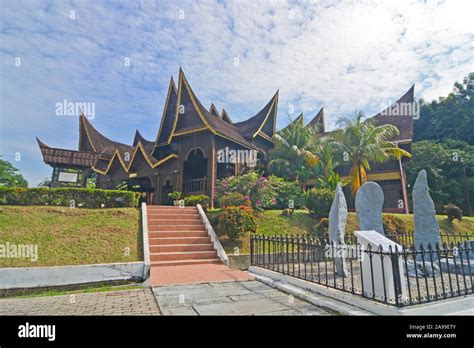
[251,271,372,315]
[197,204,229,266]
[141,202,151,279]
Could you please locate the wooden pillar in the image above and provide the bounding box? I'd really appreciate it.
[175,171,180,194]
[398,159,409,214]
[153,174,160,205]
[210,135,217,209]
[81,168,89,187]
[176,141,182,194]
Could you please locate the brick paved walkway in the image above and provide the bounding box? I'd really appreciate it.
[153,280,337,315]
[0,282,340,316]
[0,289,161,316]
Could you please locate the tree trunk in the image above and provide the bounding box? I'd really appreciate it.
[357,162,362,187]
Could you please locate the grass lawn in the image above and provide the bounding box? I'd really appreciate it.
[8,284,143,299]
[0,206,142,267]
[207,209,474,254]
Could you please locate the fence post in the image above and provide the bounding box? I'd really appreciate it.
[390,245,403,307]
[250,236,254,266]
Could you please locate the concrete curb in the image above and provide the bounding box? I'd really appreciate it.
[141,202,151,279]
[0,262,145,290]
[249,271,373,316]
[197,204,229,266]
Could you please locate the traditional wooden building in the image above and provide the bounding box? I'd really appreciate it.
[37,69,414,212]
[302,86,415,213]
[37,69,277,206]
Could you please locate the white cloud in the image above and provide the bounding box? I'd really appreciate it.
[0,0,473,185]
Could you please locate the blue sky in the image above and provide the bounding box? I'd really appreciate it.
[0,0,473,186]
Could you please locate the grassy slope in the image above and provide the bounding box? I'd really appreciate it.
[207,209,474,254]
[0,206,142,267]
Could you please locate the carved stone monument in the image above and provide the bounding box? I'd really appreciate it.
[355,181,385,236]
[413,170,441,250]
[328,182,349,277]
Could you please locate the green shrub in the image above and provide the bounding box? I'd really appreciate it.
[184,195,209,207]
[0,187,140,208]
[382,215,408,242]
[168,191,182,200]
[216,172,277,210]
[305,188,334,217]
[218,205,257,241]
[444,203,463,222]
[268,176,304,209]
[219,192,246,207]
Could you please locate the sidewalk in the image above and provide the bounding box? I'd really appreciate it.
[153,280,337,315]
[0,288,161,316]
[150,263,254,286]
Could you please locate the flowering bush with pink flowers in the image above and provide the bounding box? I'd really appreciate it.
[216,172,277,210]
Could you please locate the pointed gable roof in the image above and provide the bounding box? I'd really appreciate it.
[94,142,178,176]
[93,149,128,175]
[281,112,304,132]
[171,68,208,136]
[133,130,154,154]
[209,103,220,118]
[220,109,233,124]
[169,69,257,149]
[154,77,178,147]
[307,107,325,132]
[128,142,158,171]
[371,85,415,143]
[78,114,134,159]
[233,91,279,140]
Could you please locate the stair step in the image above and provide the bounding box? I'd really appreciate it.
[149,225,206,232]
[147,219,202,226]
[145,205,219,267]
[150,250,218,262]
[147,210,199,215]
[150,244,214,253]
[148,215,199,220]
[149,237,211,245]
[149,231,208,238]
[147,206,197,211]
[150,258,222,267]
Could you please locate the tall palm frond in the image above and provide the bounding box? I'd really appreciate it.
[328,111,412,195]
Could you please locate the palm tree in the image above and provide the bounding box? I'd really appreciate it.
[313,139,345,190]
[329,111,412,195]
[268,115,319,184]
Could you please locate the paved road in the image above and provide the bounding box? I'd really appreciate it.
[153,280,335,315]
[0,289,161,316]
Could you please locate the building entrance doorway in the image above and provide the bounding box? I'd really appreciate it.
[183,149,208,193]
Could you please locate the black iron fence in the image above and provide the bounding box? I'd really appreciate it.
[346,231,473,248]
[250,234,474,307]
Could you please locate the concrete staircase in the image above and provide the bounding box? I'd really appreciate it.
[147,206,222,267]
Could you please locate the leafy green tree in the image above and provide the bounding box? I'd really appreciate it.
[313,139,345,190]
[414,73,474,145]
[329,112,412,195]
[268,115,319,184]
[0,157,28,187]
[405,140,473,215]
[37,177,51,187]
